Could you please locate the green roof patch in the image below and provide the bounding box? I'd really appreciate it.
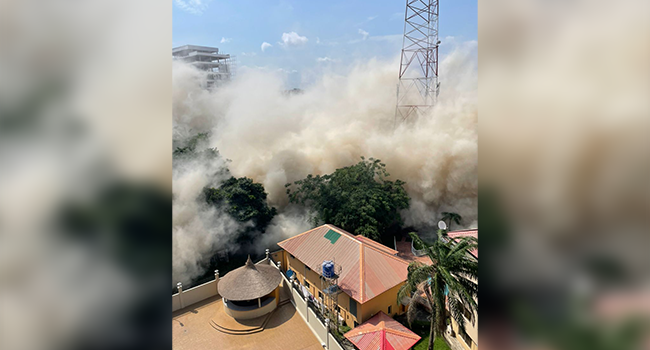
[324,229,341,244]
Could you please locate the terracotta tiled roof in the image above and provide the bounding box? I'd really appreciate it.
[277,225,409,304]
[447,229,478,258]
[345,311,421,350]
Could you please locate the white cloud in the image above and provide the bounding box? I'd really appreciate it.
[370,34,402,42]
[348,32,401,44]
[440,35,458,47]
[280,32,308,47]
[174,0,211,15]
[358,29,370,40]
[261,42,272,52]
[316,57,338,63]
[275,68,299,75]
[316,37,339,46]
[220,37,232,44]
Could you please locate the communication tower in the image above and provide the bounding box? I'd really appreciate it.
[395,0,441,124]
[319,260,342,328]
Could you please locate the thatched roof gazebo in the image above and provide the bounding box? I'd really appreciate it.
[218,256,282,320]
[219,256,282,300]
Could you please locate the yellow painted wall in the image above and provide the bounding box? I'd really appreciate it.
[448,276,478,350]
[282,250,409,329]
[451,317,478,350]
[336,291,357,328]
[359,282,406,322]
[284,253,360,328]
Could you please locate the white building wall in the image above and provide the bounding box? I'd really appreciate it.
[172,294,181,311]
[182,280,218,308]
[328,334,345,350]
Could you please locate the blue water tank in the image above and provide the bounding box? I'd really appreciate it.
[322,260,334,278]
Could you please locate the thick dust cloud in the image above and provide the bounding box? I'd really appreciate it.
[172,41,478,284]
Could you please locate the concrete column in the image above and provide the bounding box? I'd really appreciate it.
[258,297,262,308]
[177,282,184,309]
[215,270,219,294]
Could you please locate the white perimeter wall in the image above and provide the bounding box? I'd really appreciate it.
[172,257,271,312]
[172,257,346,350]
[280,260,344,350]
[172,293,181,311]
[172,279,218,312]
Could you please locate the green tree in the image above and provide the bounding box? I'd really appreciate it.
[173,132,209,158]
[286,157,409,241]
[441,212,462,230]
[204,177,277,231]
[397,230,478,350]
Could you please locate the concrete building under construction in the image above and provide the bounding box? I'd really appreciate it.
[172,44,234,89]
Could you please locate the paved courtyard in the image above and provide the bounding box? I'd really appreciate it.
[172,295,323,350]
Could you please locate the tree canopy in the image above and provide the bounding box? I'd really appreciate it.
[173,131,278,231]
[204,176,277,232]
[173,132,209,158]
[286,157,409,241]
[397,230,478,350]
[441,212,462,230]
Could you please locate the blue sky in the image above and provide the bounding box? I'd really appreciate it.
[173,0,477,87]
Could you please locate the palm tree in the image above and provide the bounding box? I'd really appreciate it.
[441,212,462,230]
[397,230,478,350]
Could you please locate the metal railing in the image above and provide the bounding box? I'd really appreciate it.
[305,297,356,350]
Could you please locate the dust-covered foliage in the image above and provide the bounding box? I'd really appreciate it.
[286,157,409,241]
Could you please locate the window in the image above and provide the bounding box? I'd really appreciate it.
[459,328,472,347]
[349,299,357,318]
[388,305,392,315]
[304,280,310,289]
[462,304,474,324]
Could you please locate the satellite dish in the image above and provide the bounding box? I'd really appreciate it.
[438,220,447,230]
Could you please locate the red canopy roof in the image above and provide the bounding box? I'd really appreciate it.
[344,312,421,350]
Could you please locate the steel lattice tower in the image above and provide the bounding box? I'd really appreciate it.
[395,0,440,124]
